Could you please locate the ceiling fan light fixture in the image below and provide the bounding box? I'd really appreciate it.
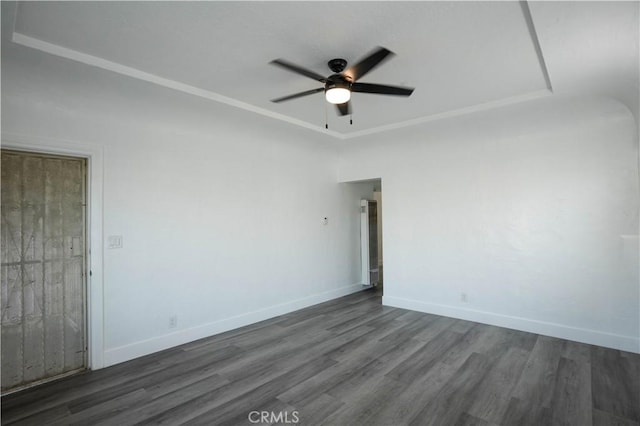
[325,86,351,104]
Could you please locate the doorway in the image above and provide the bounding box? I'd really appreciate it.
[361,189,383,292]
[1,150,88,392]
[373,189,383,291]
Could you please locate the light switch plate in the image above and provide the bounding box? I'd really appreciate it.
[108,235,123,249]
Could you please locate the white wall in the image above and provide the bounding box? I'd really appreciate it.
[2,45,373,366]
[3,31,638,367]
[339,95,640,353]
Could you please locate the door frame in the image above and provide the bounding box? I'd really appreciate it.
[2,133,105,370]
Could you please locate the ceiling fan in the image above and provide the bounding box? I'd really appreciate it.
[269,47,415,119]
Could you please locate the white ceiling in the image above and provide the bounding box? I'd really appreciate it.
[5,1,639,140]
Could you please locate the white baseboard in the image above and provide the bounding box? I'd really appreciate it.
[103,283,364,367]
[383,296,640,354]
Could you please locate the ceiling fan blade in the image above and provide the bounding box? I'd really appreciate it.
[343,47,394,81]
[270,59,327,82]
[271,87,324,103]
[351,82,414,96]
[335,101,351,116]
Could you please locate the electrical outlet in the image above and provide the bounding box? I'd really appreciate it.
[169,315,178,329]
[460,293,468,303]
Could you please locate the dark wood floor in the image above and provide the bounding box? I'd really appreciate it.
[2,288,639,425]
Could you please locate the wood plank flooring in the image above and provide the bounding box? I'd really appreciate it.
[2,288,639,425]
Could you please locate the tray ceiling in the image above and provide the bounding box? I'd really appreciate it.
[11,1,551,139]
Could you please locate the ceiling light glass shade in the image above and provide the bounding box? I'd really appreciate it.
[325,87,351,104]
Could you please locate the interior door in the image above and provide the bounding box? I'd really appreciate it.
[1,150,87,392]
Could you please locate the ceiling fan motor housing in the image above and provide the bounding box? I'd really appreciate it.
[328,58,348,73]
[325,74,351,91]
